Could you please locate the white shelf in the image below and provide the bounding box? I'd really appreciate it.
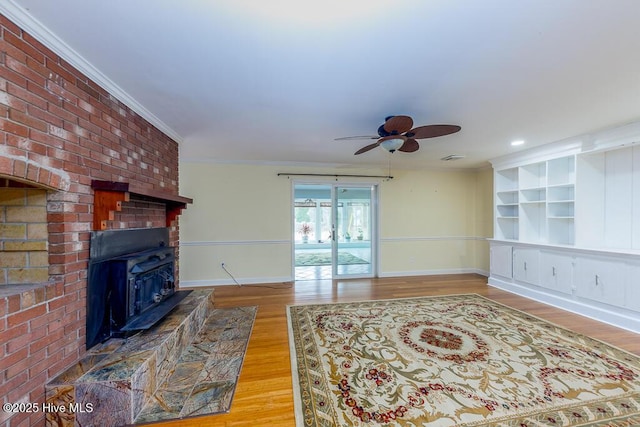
[495,168,518,192]
[493,155,575,246]
[497,204,518,217]
[519,162,546,189]
[548,156,575,186]
[496,190,518,205]
[520,188,546,203]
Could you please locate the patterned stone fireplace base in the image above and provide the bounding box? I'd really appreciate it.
[45,290,214,426]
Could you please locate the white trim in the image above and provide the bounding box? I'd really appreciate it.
[379,268,488,278]
[179,156,492,173]
[490,119,640,170]
[488,276,640,334]
[381,236,488,242]
[490,139,582,170]
[181,239,290,246]
[182,270,488,288]
[489,238,640,259]
[182,276,292,287]
[0,0,183,144]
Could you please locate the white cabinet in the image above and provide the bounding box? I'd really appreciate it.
[490,244,513,279]
[574,256,627,308]
[626,262,640,312]
[488,240,640,333]
[539,251,573,295]
[513,248,539,285]
[576,145,640,251]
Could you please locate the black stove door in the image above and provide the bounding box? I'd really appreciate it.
[133,264,175,314]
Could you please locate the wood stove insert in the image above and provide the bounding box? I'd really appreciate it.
[86,227,191,349]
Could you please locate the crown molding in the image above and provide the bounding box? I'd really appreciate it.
[0,0,183,144]
[489,118,640,170]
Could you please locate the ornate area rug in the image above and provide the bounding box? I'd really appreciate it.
[287,294,640,426]
[296,251,369,266]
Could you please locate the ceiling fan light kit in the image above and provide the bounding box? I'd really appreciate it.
[379,136,406,153]
[337,115,461,155]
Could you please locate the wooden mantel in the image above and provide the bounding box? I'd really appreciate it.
[91,180,193,230]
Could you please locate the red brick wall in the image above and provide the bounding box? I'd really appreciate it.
[0,14,181,427]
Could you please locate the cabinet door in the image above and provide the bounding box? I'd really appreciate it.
[513,248,539,285]
[626,263,640,312]
[539,251,573,294]
[575,257,627,308]
[490,244,513,279]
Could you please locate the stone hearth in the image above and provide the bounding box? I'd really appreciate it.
[45,290,214,426]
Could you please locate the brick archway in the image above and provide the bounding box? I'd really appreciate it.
[0,149,71,191]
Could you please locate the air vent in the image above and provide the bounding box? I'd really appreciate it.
[440,154,465,161]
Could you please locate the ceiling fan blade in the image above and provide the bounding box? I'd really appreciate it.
[354,141,381,155]
[406,124,461,139]
[383,115,413,134]
[334,135,379,141]
[398,138,419,152]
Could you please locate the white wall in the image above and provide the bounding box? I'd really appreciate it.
[178,161,492,286]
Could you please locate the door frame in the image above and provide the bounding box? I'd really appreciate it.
[331,183,378,279]
[291,180,379,280]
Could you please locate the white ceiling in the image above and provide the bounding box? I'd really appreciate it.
[4,0,640,169]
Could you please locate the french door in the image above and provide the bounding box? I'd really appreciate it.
[293,183,377,279]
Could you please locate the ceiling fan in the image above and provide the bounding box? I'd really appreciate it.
[335,115,461,155]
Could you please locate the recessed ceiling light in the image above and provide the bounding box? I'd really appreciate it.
[511,140,525,146]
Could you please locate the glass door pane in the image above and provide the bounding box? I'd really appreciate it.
[294,184,332,280]
[333,185,375,278]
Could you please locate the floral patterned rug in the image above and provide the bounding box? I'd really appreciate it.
[287,294,640,426]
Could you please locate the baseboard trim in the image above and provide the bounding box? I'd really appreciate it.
[488,276,640,334]
[181,276,293,288]
[379,268,488,278]
[182,270,489,287]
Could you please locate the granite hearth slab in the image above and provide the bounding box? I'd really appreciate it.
[135,306,257,423]
[45,289,214,427]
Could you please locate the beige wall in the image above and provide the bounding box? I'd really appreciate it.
[379,167,492,275]
[178,161,492,285]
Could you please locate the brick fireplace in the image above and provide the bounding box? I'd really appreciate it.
[1,14,188,427]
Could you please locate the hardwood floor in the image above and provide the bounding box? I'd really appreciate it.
[148,274,640,427]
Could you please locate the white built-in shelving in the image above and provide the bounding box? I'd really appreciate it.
[495,167,519,240]
[489,120,640,333]
[494,155,575,245]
